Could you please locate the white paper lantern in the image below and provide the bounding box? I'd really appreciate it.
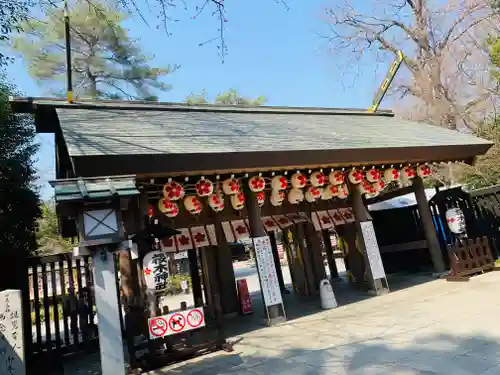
[208,194,224,212]
[445,208,466,234]
[163,181,185,201]
[305,186,322,203]
[366,168,382,183]
[348,169,365,184]
[288,188,304,204]
[400,166,416,181]
[383,168,399,182]
[248,176,266,192]
[158,198,179,218]
[222,178,240,195]
[271,175,288,190]
[270,190,285,206]
[328,170,345,185]
[195,178,214,197]
[417,165,432,178]
[372,180,386,192]
[231,191,245,210]
[184,196,202,215]
[337,184,349,199]
[358,180,372,195]
[321,184,339,200]
[310,171,327,187]
[291,173,307,188]
[365,190,379,199]
[256,191,265,207]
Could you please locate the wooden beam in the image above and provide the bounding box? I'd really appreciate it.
[379,240,427,254]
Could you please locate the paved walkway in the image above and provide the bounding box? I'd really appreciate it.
[62,272,500,375]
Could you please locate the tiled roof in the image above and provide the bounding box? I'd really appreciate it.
[54,107,491,157]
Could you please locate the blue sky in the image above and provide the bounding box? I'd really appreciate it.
[6,0,388,200]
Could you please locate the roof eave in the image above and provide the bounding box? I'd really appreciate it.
[68,143,493,179]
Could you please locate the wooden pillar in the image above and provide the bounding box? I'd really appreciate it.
[296,224,315,296]
[213,214,239,316]
[351,183,389,295]
[268,231,286,292]
[188,248,203,307]
[304,222,326,290]
[244,184,286,323]
[414,176,446,273]
[282,228,307,296]
[322,230,339,279]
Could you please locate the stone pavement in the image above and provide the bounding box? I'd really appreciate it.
[147,272,500,375]
[61,272,500,375]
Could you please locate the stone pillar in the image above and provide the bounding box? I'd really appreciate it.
[351,183,389,295]
[413,176,446,273]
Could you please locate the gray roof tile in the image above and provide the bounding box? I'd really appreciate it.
[55,108,491,157]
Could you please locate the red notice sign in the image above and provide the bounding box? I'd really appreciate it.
[237,279,253,315]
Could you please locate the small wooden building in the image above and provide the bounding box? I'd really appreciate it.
[10,97,493,366]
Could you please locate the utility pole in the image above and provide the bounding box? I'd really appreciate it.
[368,51,404,113]
[64,0,73,103]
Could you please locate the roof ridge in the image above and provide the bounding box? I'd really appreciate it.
[9,96,395,117]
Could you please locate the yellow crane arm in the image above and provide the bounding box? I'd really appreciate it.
[368,51,404,113]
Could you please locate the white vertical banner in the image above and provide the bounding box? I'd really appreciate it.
[0,289,25,375]
[360,221,387,280]
[253,236,283,307]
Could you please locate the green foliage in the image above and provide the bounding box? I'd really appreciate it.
[36,202,73,255]
[185,88,267,105]
[12,1,178,99]
[0,0,28,66]
[0,77,40,255]
[459,118,500,189]
[488,36,500,88]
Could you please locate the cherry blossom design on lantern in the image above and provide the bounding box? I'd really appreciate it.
[248,176,266,192]
[358,180,371,195]
[147,204,153,218]
[195,178,214,197]
[400,166,417,181]
[158,198,179,218]
[372,180,386,192]
[231,191,245,210]
[290,173,307,188]
[383,168,399,182]
[144,268,152,276]
[271,175,288,190]
[178,235,190,246]
[321,184,339,200]
[288,188,304,204]
[328,170,345,185]
[310,171,327,187]
[222,178,240,195]
[337,184,349,199]
[348,169,365,184]
[256,191,265,207]
[270,190,285,206]
[417,165,432,178]
[366,168,382,183]
[184,195,202,215]
[208,194,225,212]
[305,186,322,203]
[194,232,206,243]
[163,181,185,201]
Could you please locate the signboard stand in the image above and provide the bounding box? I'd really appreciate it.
[0,290,25,375]
[252,236,286,325]
[359,221,390,296]
[148,307,206,340]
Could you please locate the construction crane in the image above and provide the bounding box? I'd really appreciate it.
[368,50,404,113]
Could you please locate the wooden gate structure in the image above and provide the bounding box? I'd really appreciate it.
[10,97,493,371]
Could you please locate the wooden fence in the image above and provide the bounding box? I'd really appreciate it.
[25,253,103,371]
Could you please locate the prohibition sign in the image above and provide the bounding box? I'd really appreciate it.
[169,313,186,333]
[187,309,204,328]
[149,317,168,338]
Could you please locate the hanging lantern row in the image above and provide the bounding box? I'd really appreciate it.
[156,164,435,217]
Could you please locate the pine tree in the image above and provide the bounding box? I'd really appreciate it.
[12,1,177,99]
